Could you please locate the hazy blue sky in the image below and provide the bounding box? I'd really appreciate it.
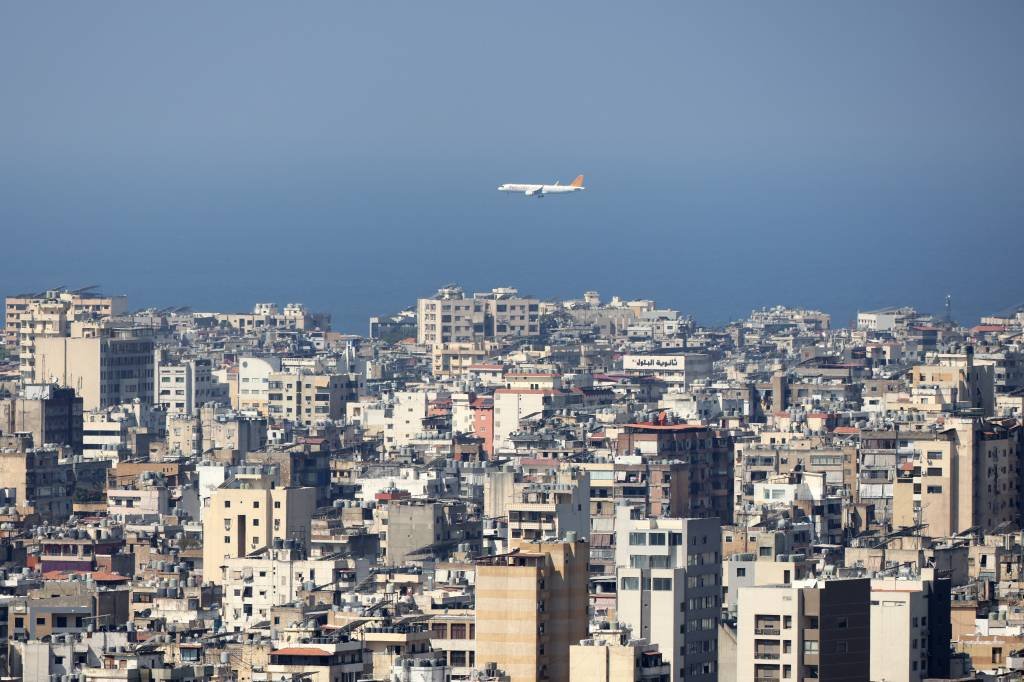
[2,2,1023,331]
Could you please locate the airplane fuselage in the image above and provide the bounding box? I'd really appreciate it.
[498,176,585,197]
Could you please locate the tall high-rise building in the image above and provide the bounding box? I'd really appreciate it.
[475,536,589,682]
[614,506,721,682]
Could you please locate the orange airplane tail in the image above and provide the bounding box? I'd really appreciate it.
[569,174,584,188]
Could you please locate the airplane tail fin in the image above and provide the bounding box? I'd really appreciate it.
[569,174,584,187]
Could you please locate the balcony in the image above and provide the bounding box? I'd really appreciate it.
[755,651,781,660]
[754,627,781,636]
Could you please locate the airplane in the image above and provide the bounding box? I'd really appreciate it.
[498,174,585,198]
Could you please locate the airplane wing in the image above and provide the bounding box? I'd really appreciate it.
[525,187,542,197]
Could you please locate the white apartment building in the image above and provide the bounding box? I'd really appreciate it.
[614,506,721,682]
[220,545,366,631]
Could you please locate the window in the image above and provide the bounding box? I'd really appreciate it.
[620,577,640,591]
[803,640,819,653]
[649,532,666,546]
[450,623,467,639]
[669,532,683,546]
[652,578,673,591]
[629,532,647,546]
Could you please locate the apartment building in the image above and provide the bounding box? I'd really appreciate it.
[492,387,573,451]
[202,474,317,584]
[892,417,1021,537]
[237,356,282,413]
[570,630,672,681]
[614,506,721,682]
[856,307,917,333]
[870,575,953,682]
[0,437,73,522]
[0,383,83,452]
[379,499,475,567]
[416,285,540,346]
[201,302,330,333]
[5,289,127,380]
[266,371,354,426]
[431,341,492,378]
[736,577,870,682]
[475,537,588,682]
[484,464,590,544]
[219,544,363,631]
[621,352,713,387]
[264,638,365,682]
[612,422,734,522]
[34,327,155,410]
[909,348,995,416]
[154,352,228,414]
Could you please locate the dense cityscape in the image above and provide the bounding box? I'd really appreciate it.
[0,284,1021,681]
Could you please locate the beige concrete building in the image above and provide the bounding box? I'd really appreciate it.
[0,436,73,521]
[202,473,316,585]
[5,289,127,380]
[267,371,354,426]
[475,537,589,682]
[417,285,539,346]
[431,341,492,378]
[892,417,1020,537]
[202,301,330,333]
[570,631,671,681]
[909,349,995,415]
[34,327,154,410]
